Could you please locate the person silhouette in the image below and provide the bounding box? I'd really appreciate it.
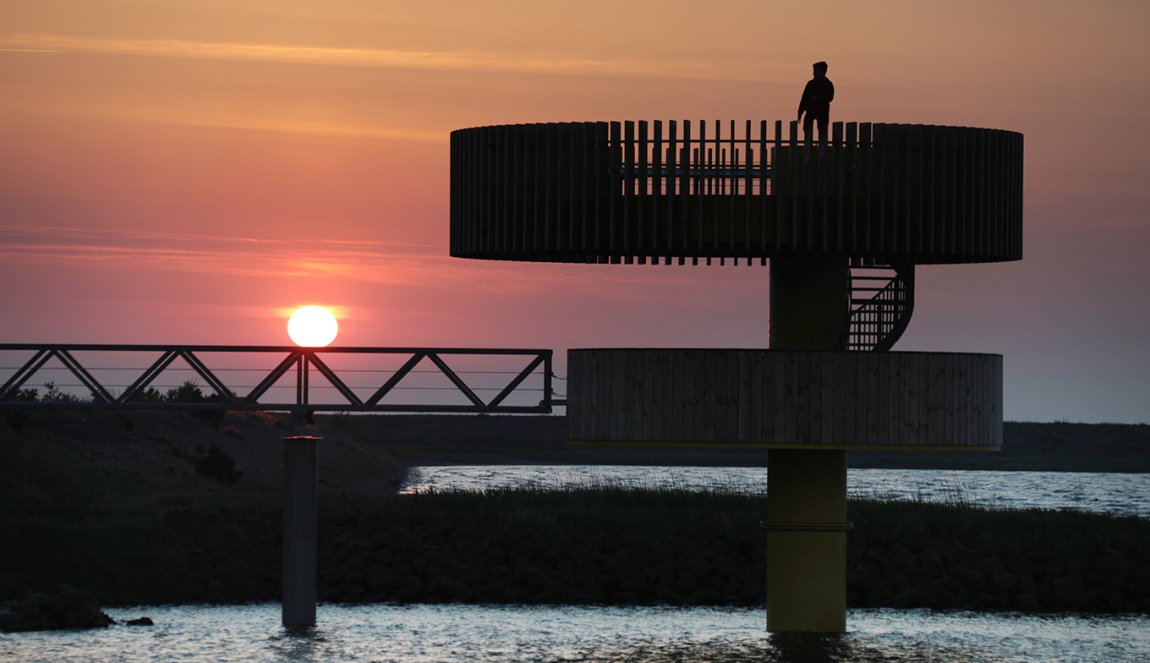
[797,61,834,145]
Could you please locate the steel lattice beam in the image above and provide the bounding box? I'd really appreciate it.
[0,344,554,414]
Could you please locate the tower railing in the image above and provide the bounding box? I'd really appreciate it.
[451,120,1023,265]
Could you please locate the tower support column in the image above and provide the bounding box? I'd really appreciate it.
[765,449,848,632]
[766,255,850,633]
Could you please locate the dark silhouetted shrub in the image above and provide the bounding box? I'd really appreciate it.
[195,444,242,484]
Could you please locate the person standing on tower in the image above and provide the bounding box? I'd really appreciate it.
[797,61,834,145]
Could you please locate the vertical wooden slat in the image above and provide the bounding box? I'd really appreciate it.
[470,129,478,255]
[698,119,707,261]
[578,123,590,256]
[959,127,972,258]
[832,352,847,444]
[998,131,1008,259]
[716,351,729,442]
[912,125,924,256]
[987,131,996,259]
[628,349,640,441]
[744,119,752,257]
[958,352,970,446]
[891,355,904,446]
[519,125,526,254]
[728,119,736,257]
[784,352,798,444]
[669,350,682,442]
[745,351,759,443]
[448,131,457,253]
[481,128,492,255]
[807,351,822,444]
[866,352,880,444]
[607,122,622,260]
[756,351,769,442]
[769,352,785,443]
[540,124,552,253]
[881,350,895,444]
[845,122,857,250]
[622,120,635,263]
[773,120,783,250]
[940,127,953,260]
[564,123,575,253]
[490,126,497,254]
[637,120,648,263]
[898,125,909,256]
[930,353,946,442]
[681,120,691,261]
[546,123,556,254]
[758,120,768,255]
[593,123,606,258]
[494,126,504,254]
[860,122,873,254]
[943,353,956,446]
[788,120,799,251]
[522,124,533,252]
[676,349,685,441]
[818,350,834,444]
[666,120,678,259]
[878,122,887,255]
[1015,133,1024,258]
[853,352,866,444]
[709,350,721,441]
[611,350,624,441]
[831,121,844,251]
[652,120,663,254]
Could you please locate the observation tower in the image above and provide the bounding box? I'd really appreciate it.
[450,120,1023,632]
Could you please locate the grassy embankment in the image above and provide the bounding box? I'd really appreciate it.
[1,410,1148,615]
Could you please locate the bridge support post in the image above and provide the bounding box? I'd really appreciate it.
[766,255,850,633]
[283,435,320,628]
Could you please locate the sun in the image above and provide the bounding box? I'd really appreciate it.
[287,306,339,347]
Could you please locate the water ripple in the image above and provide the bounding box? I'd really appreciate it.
[2,604,1147,662]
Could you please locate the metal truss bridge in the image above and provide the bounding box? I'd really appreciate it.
[0,344,556,414]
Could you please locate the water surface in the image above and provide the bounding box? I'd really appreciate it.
[402,466,1150,518]
[3,604,1147,662]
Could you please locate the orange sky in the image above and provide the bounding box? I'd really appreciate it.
[2,0,1148,422]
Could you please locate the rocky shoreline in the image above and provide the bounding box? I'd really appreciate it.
[3,489,1147,633]
[313,491,1150,614]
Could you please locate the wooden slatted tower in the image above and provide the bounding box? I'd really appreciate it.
[450,120,1023,632]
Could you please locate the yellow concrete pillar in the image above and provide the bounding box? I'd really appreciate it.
[768,255,849,350]
[766,255,850,633]
[765,449,848,632]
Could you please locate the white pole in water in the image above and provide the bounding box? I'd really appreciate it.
[283,435,320,627]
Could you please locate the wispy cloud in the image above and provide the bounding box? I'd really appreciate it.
[0,32,755,82]
[0,224,759,304]
[0,224,442,280]
[79,106,445,142]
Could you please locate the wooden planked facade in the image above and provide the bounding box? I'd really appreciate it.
[567,349,1002,449]
[451,121,1023,266]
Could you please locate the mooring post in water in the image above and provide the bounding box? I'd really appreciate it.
[283,435,320,627]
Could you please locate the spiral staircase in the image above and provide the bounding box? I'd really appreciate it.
[845,258,915,352]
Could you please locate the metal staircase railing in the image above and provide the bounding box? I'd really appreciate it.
[845,258,915,352]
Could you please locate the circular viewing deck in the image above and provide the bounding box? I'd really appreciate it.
[568,349,1002,449]
[451,121,1023,265]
